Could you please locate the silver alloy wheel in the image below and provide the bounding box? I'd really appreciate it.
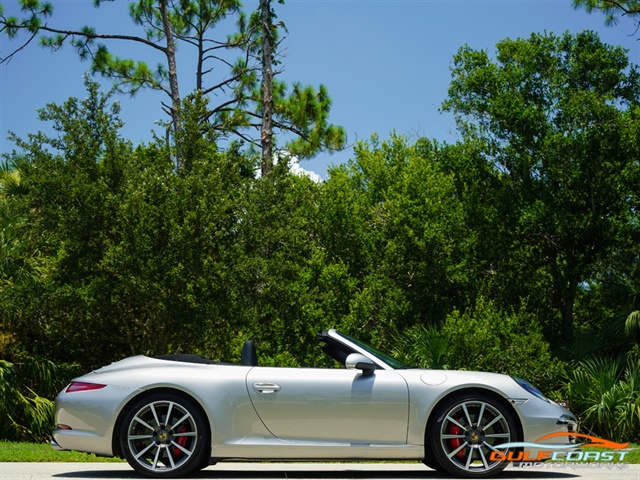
[438,399,512,474]
[125,399,199,473]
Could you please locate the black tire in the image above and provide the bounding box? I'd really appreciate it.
[120,393,210,478]
[426,393,517,478]
[422,448,441,472]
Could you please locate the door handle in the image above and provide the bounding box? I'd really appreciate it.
[252,382,281,394]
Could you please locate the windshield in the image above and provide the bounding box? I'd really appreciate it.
[338,332,410,369]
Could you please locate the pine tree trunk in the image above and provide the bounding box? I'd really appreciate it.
[260,0,274,176]
[159,0,182,168]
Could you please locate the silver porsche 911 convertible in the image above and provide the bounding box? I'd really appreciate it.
[52,329,576,478]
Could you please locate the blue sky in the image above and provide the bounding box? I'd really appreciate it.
[1,0,639,178]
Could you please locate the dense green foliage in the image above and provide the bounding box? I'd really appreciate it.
[0,354,76,442]
[441,298,564,393]
[1,30,639,443]
[442,30,640,345]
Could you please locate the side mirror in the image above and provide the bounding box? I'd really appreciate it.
[345,353,376,376]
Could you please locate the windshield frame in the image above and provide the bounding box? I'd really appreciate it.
[329,330,410,370]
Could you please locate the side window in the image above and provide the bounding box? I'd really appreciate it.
[319,341,354,367]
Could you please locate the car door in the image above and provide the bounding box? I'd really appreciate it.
[246,366,409,444]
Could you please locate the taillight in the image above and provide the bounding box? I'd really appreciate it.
[65,382,107,393]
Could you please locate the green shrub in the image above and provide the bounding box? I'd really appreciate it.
[392,324,450,369]
[564,353,640,442]
[440,297,564,394]
[0,357,75,442]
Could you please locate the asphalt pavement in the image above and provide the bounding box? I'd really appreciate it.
[0,463,638,480]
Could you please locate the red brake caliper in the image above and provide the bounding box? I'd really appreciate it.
[173,426,188,456]
[450,423,465,459]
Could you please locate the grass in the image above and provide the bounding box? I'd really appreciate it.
[0,441,124,462]
[623,446,640,463]
[0,441,639,464]
[576,445,640,464]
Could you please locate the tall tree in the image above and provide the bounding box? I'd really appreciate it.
[2,1,247,157]
[442,31,640,341]
[0,0,345,168]
[245,0,345,173]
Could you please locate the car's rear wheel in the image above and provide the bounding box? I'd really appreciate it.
[120,393,210,478]
[426,393,516,478]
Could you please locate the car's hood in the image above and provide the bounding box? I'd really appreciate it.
[395,368,555,405]
[416,368,511,385]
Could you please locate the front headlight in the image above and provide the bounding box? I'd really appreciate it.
[512,377,550,402]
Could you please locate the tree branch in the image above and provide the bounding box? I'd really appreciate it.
[0,25,38,64]
[5,21,168,55]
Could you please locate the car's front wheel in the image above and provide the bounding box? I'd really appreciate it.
[426,393,517,478]
[120,393,210,478]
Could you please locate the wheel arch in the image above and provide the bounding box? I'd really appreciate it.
[424,387,524,446]
[111,387,212,459]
